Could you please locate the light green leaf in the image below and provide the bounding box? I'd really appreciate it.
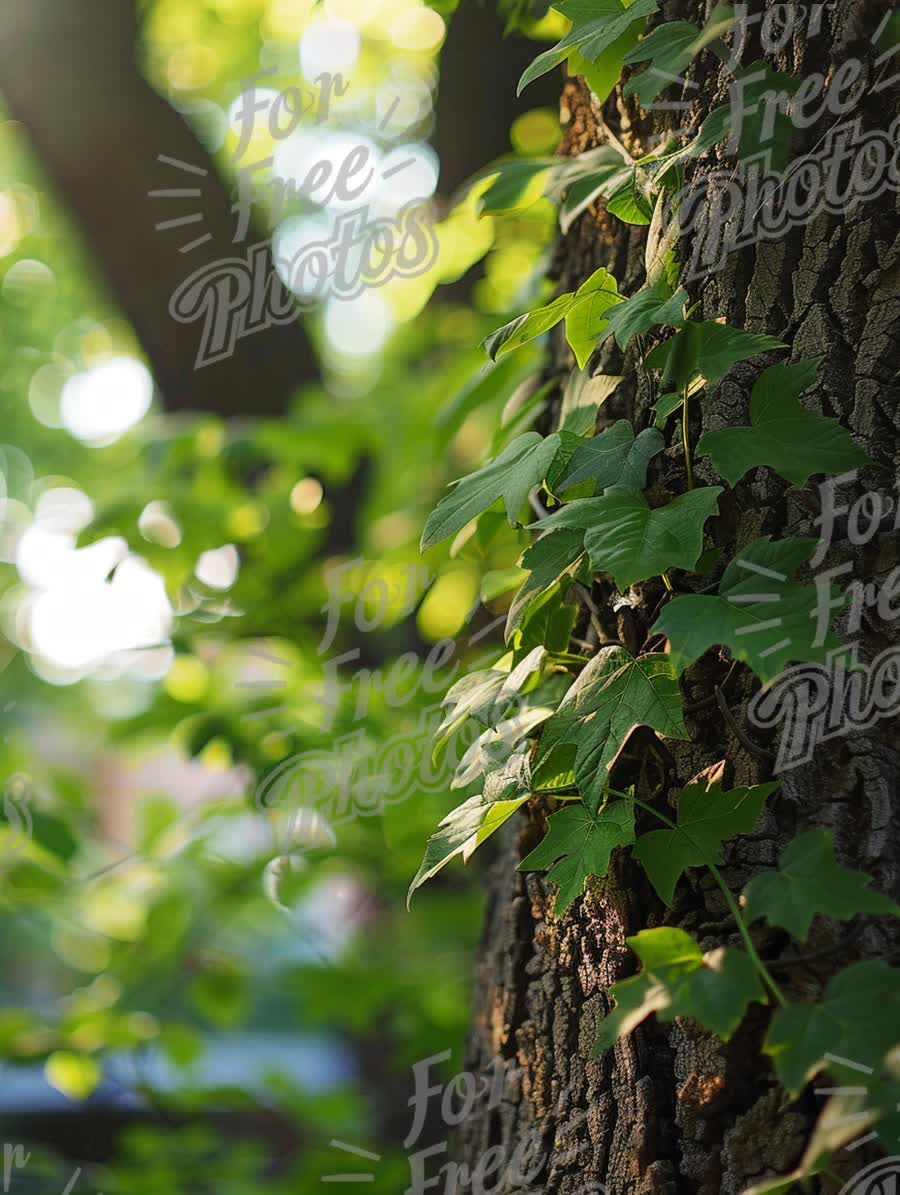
[517,0,659,95]
[564,267,623,369]
[633,765,779,904]
[431,645,546,764]
[605,173,654,224]
[421,432,561,551]
[483,294,574,361]
[478,157,556,213]
[408,750,533,905]
[534,485,721,589]
[506,530,586,641]
[481,567,528,603]
[744,829,900,942]
[697,358,871,487]
[46,1052,102,1102]
[594,927,765,1054]
[555,420,664,492]
[519,796,635,914]
[568,14,641,104]
[559,163,632,234]
[646,321,786,390]
[597,288,688,352]
[764,961,900,1094]
[533,646,688,811]
[652,535,842,683]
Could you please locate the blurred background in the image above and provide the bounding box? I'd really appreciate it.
[0,0,566,1188]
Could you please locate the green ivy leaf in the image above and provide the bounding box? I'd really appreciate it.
[622,20,700,105]
[432,645,546,764]
[517,0,659,95]
[764,961,900,1095]
[408,751,533,905]
[506,531,586,641]
[652,536,841,683]
[697,358,871,487]
[622,7,734,106]
[646,321,786,390]
[633,764,779,904]
[421,432,561,551]
[559,163,632,234]
[514,583,578,657]
[594,927,765,1054]
[597,288,687,352]
[483,294,574,361]
[478,157,556,213]
[564,267,623,369]
[533,646,688,812]
[744,830,900,942]
[534,485,722,589]
[519,795,635,914]
[555,420,664,493]
[605,172,655,224]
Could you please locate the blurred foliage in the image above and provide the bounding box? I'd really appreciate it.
[0,0,560,1188]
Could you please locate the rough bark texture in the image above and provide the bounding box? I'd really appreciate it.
[457,2,900,1191]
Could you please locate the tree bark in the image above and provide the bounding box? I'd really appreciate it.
[457,3,900,1192]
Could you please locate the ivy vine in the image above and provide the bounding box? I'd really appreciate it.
[412,1,900,1187]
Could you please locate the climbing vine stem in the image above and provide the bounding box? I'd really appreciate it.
[609,787,788,1008]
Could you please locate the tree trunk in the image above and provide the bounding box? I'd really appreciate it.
[457,3,900,1192]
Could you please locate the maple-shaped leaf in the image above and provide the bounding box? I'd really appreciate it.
[697,358,871,487]
[595,287,687,351]
[744,829,900,942]
[505,532,586,641]
[622,7,734,106]
[483,293,575,361]
[518,795,635,914]
[532,645,688,812]
[408,751,532,905]
[594,927,765,1054]
[633,763,779,905]
[554,420,664,493]
[764,961,900,1095]
[646,321,786,391]
[534,485,721,589]
[421,432,561,551]
[564,267,623,370]
[652,535,842,684]
[517,0,659,94]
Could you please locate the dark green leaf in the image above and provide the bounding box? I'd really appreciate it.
[653,535,842,683]
[519,796,635,914]
[633,764,778,904]
[421,431,561,551]
[506,530,586,641]
[517,0,659,94]
[744,829,900,942]
[534,485,722,589]
[764,962,900,1094]
[533,646,688,811]
[697,358,871,486]
[646,321,786,390]
[555,420,664,492]
[597,288,687,351]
